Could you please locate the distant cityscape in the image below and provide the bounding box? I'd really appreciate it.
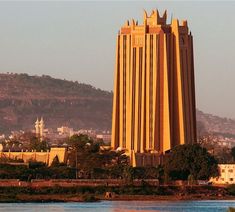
[0,117,111,150]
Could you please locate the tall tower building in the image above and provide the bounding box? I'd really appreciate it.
[111,10,197,166]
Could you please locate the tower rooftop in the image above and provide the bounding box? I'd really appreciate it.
[143,9,167,26]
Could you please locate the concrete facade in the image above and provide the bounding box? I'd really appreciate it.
[111,10,197,166]
[211,164,235,184]
[0,147,68,166]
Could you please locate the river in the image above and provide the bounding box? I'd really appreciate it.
[1,200,235,212]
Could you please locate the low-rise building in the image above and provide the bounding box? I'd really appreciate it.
[57,126,74,137]
[0,147,68,166]
[96,134,111,144]
[211,164,235,184]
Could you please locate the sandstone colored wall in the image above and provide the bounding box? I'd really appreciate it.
[0,147,67,166]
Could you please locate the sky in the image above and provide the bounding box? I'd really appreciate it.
[0,1,234,119]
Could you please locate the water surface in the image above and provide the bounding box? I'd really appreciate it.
[1,200,235,212]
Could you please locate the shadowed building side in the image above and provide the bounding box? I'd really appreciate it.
[111,10,197,166]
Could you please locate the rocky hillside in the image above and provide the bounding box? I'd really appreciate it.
[0,73,112,133]
[0,73,234,138]
[196,110,235,138]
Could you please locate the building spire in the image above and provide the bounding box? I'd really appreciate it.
[39,117,45,141]
[35,117,40,136]
[35,117,45,142]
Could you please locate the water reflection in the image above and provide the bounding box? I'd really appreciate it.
[110,200,235,212]
[111,201,160,212]
[113,210,160,212]
[1,201,235,212]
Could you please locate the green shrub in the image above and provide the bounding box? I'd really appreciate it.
[81,193,97,202]
[227,184,235,195]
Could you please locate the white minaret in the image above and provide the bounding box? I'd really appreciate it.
[39,117,45,141]
[35,118,40,136]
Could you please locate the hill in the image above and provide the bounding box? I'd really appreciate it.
[0,73,112,133]
[196,110,235,138]
[0,73,234,138]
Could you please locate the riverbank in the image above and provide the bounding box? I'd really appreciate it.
[1,193,235,203]
[0,184,234,203]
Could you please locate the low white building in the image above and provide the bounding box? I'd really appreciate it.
[211,164,235,184]
[57,126,74,137]
[96,134,111,144]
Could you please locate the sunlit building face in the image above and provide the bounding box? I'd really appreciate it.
[111,10,197,167]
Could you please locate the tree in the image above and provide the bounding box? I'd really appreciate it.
[231,147,235,161]
[68,134,105,178]
[164,144,219,181]
[132,166,164,182]
[122,166,134,184]
[51,155,60,167]
[67,134,129,179]
[29,136,49,152]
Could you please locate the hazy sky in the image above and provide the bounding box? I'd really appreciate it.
[0,1,234,119]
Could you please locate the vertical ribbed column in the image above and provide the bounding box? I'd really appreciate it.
[159,31,164,152]
[187,34,193,143]
[168,34,175,148]
[146,34,150,150]
[162,33,171,152]
[127,36,134,151]
[140,35,146,153]
[111,36,120,149]
[126,35,131,149]
[186,36,192,143]
[152,34,158,151]
[129,45,136,151]
[119,35,124,148]
[172,19,185,145]
[138,47,143,152]
[123,35,128,148]
[181,36,190,144]
[189,34,197,143]
[149,35,154,150]
[134,47,140,152]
